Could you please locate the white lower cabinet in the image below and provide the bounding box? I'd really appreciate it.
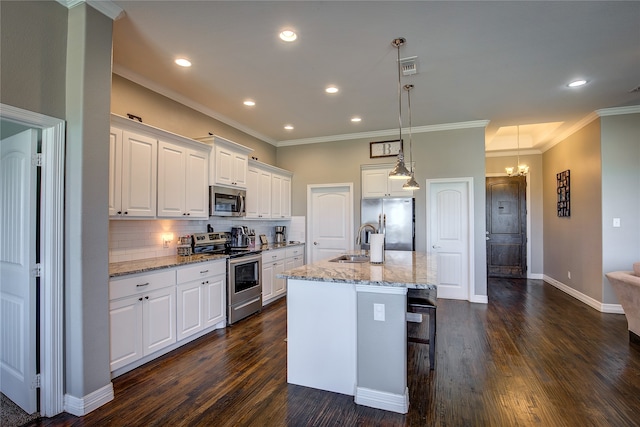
[262,245,305,305]
[109,270,176,372]
[176,260,226,341]
[110,260,226,374]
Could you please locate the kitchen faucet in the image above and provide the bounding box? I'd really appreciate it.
[356,223,378,251]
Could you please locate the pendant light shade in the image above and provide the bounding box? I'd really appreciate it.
[389,38,412,180]
[402,84,419,190]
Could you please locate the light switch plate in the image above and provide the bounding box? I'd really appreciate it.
[613,218,621,227]
[373,303,385,321]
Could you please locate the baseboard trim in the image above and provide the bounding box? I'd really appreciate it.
[528,273,544,280]
[470,295,488,304]
[64,382,114,416]
[543,275,624,314]
[354,386,409,414]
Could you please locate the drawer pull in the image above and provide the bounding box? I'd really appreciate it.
[200,270,209,274]
[136,282,150,288]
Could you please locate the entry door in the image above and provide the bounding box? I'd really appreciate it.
[308,184,353,263]
[486,176,527,278]
[1,129,38,414]
[427,179,471,300]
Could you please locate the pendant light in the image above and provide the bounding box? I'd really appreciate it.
[505,125,529,176]
[403,84,419,190]
[388,37,411,180]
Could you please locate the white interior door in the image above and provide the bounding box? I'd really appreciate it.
[427,179,472,300]
[1,129,38,414]
[308,184,353,263]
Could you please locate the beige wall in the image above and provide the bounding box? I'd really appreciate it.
[601,113,640,304]
[543,120,603,301]
[0,0,67,118]
[111,74,277,165]
[485,154,544,276]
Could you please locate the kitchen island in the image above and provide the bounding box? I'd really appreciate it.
[278,250,436,414]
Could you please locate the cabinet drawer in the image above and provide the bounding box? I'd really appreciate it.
[263,249,286,263]
[110,269,176,301]
[177,260,226,284]
[286,246,304,258]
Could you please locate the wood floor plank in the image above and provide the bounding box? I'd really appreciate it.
[26,279,640,426]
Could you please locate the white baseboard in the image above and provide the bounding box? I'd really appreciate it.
[543,275,624,314]
[355,386,409,414]
[528,273,544,280]
[471,294,488,304]
[64,382,114,416]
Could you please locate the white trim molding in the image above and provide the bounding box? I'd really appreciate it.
[278,120,490,147]
[596,105,640,117]
[56,0,125,20]
[355,386,409,414]
[64,383,114,416]
[543,275,624,314]
[1,103,66,417]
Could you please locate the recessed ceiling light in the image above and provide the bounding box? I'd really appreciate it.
[175,58,192,67]
[279,30,297,42]
[568,79,587,88]
[243,100,256,107]
[351,117,362,123]
[325,86,339,94]
[284,124,294,130]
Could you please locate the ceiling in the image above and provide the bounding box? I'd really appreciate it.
[110,1,640,152]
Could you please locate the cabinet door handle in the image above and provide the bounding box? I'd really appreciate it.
[136,282,150,288]
[200,270,209,274]
[138,297,143,301]
[145,296,149,300]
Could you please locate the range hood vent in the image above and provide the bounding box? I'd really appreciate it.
[400,56,418,76]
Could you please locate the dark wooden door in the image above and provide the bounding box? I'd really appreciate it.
[486,176,527,278]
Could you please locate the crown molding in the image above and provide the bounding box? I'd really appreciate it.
[277,120,489,147]
[485,149,541,158]
[113,66,277,146]
[539,112,599,153]
[56,0,124,20]
[596,105,640,117]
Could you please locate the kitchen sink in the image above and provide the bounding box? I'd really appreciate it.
[329,254,370,263]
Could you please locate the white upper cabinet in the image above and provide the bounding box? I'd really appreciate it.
[361,164,413,198]
[206,136,252,189]
[157,140,209,218]
[110,114,211,220]
[247,160,292,220]
[109,127,157,218]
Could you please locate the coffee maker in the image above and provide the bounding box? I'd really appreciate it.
[274,226,286,244]
[230,226,249,248]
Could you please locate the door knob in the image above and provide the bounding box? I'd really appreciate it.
[313,241,318,245]
[486,236,490,240]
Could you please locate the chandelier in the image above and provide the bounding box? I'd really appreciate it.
[505,126,529,176]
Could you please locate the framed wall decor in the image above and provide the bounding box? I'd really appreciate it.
[557,169,570,217]
[370,139,401,158]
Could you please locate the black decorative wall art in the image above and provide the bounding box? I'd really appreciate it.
[557,170,570,217]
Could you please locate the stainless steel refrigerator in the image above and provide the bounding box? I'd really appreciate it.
[360,198,415,251]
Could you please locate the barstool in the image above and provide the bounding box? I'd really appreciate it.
[407,288,437,370]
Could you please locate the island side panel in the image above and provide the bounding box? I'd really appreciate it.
[355,287,409,413]
[286,279,357,395]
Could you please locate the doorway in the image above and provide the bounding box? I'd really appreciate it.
[426,178,474,301]
[0,104,65,417]
[486,176,527,278]
[306,183,354,264]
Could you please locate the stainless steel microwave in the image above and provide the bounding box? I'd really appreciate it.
[210,186,246,217]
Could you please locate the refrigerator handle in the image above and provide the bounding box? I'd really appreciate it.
[383,214,387,235]
[378,214,382,233]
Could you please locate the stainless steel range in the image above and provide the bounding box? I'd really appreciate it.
[191,232,263,325]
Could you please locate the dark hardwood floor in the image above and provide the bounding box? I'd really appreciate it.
[27,279,640,426]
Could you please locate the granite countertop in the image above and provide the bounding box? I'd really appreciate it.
[278,250,436,291]
[109,254,228,277]
[109,242,306,278]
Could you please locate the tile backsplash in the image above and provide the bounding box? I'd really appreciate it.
[109,216,306,263]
